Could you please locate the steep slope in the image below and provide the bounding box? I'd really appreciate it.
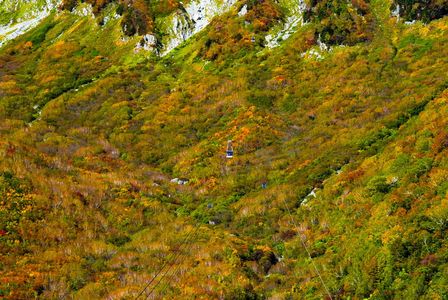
[0,0,448,299]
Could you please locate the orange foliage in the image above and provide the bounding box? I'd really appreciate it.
[245,0,282,32]
[344,169,365,182]
[432,131,448,153]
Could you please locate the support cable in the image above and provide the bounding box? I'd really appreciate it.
[279,197,333,300]
[135,223,199,299]
[141,223,201,299]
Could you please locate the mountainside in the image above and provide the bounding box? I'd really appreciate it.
[1,0,448,299]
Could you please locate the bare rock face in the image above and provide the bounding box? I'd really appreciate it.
[158,0,238,55]
[0,0,61,47]
[265,0,306,48]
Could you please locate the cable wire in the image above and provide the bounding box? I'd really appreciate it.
[156,225,201,298]
[279,197,333,300]
[150,226,200,299]
[135,223,199,299]
[144,224,201,299]
[157,262,183,298]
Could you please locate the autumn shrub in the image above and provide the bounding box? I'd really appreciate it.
[304,0,374,45]
[150,0,181,17]
[432,131,448,153]
[245,0,282,32]
[0,172,39,250]
[60,0,78,11]
[224,284,260,300]
[120,5,152,36]
[392,0,448,22]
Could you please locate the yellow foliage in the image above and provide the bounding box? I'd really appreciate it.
[381,225,403,245]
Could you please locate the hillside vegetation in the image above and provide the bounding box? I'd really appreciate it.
[0,0,448,298]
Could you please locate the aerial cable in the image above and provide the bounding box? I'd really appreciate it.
[152,224,202,298]
[157,261,183,298]
[135,223,199,299]
[144,225,200,299]
[261,151,332,299]
[135,224,197,299]
[143,223,201,299]
[279,196,333,300]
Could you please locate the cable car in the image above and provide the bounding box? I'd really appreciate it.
[226,140,234,158]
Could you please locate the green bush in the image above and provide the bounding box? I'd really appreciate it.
[366,176,391,196]
[29,21,55,48]
[436,181,448,198]
[408,158,433,182]
[248,92,275,108]
[106,235,131,246]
